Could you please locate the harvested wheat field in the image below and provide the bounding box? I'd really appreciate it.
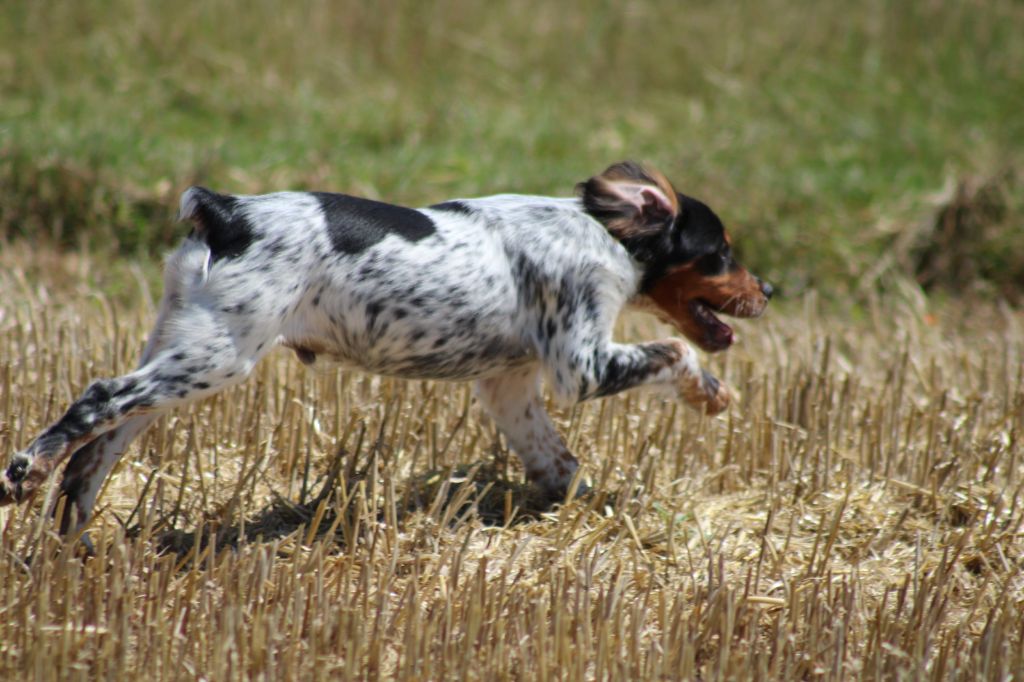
[0,244,1022,681]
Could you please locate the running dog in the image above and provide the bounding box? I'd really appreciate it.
[1,161,771,538]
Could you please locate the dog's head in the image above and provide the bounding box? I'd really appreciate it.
[579,161,772,352]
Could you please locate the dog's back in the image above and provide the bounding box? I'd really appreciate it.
[176,188,636,381]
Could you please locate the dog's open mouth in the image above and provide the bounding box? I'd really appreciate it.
[690,299,733,351]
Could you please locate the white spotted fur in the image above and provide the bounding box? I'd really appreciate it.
[2,182,731,542]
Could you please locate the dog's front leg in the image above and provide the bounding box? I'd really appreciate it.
[664,339,732,414]
[555,338,730,414]
[478,338,727,499]
[475,364,581,500]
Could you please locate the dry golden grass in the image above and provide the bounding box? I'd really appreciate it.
[0,244,1022,680]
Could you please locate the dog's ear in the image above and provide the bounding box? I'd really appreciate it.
[578,161,680,239]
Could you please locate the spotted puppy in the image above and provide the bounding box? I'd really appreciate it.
[0,161,771,536]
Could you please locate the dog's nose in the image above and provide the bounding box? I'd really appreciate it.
[759,280,774,299]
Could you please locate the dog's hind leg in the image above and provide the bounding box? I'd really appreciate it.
[475,364,581,500]
[1,321,269,512]
[0,241,279,522]
[54,265,188,538]
[56,414,161,547]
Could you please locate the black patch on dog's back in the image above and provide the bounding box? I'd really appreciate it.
[428,200,475,215]
[314,192,437,254]
[186,187,256,262]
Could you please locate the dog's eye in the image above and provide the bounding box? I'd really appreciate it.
[695,252,727,275]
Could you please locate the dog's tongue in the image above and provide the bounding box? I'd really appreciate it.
[712,321,734,348]
[690,300,734,351]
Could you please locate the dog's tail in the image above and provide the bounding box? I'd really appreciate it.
[178,186,237,232]
[177,186,253,260]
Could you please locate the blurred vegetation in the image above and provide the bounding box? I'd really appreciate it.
[1,0,1022,299]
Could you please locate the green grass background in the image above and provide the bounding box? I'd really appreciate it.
[2,0,1022,298]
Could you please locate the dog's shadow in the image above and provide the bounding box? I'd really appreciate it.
[149,455,565,561]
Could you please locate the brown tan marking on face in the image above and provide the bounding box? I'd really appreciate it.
[646,262,769,353]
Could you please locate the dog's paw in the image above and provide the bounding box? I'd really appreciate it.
[0,457,38,506]
[0,473,24,506]
[678,368,731,415]
[0,476,12,506]
[700,369,731,415]
[526,453,590,507]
